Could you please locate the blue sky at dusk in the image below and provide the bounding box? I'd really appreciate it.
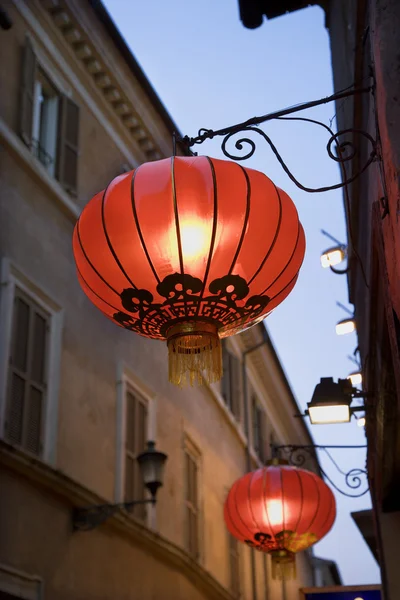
[103,0,380,585]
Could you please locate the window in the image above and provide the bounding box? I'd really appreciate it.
[252,394,267,463]
[20,38,79,194]
[228,534,241,598]
[4,289,49,456]
[0,260,63,464]
[124,386,148,521]
[221,341,242,420]
[31,69,60,176]
[184,442,200,559]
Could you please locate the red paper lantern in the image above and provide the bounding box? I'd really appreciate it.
[73,157,305,385]
[224,462,336,579]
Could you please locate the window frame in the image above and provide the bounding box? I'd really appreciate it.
[221,340,243,422]
[0,259,63,465]
[20,36,79,195]
[251,392,268,464]
[183,435,202,561]
[114,365,156,525]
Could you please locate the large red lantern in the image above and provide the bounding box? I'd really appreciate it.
[73,157,305,385]
[224,462,336,579]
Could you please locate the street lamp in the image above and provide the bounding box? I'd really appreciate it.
[336,317,356,335]
[348,371,363,386]
[302,377,370,425]
[307,377,353,424]
[73,441,168,531]
[320,245,347,269]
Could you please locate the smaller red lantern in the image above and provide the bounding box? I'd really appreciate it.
[224,461,336,579]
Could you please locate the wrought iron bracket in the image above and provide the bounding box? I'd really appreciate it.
[73,498,155,531]
[181,86,377,195]
[271,444,369,498]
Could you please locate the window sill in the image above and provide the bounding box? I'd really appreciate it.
[0,117,80,223]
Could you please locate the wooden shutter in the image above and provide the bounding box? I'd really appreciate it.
[230,354,242,421]
[124,388,148,520]
[5,290,48,456]
[259,409,268,463]
[185,449,199,558]
[57,95,79,195]
[221,341,230,405]
[20,37,37,146]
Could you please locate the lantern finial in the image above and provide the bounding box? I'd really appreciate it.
[167,322,222,386]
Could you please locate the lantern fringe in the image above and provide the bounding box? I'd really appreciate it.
[270,551,296,580]
[167,325,222,387]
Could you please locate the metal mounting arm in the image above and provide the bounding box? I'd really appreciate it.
[181,86,377,195]
[73,498,155,531]
[271,444,369,498]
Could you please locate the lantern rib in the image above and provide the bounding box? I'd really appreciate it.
[261,272,298,304]
[303,471,321,534]
[76,219,120,296]
[279,464,286,537]
[101,184,138,290]
[230,478,252,539]
[170,157,185,277]
[130,167,161,285]
[318,481,335,534]
[247,182,283,286]
[76,264,121,312]
[247,471,262,532]
[262,465,275,542]
[225,496,246,541]
[194,157,219,318]
[227,164,251,276]
[293,467,305,538]
[258,221,301,297]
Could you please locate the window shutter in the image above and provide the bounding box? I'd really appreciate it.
[260,410,267,463]
[230,354,242,421]
[221,342,230,405]
[57,95,80,195]
[6,291,48,457]
[20,37,36,146]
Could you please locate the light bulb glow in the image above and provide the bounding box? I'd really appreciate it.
[321,247,345,268]
[357,417,366,428]
[309,404,351,424]
[336,318,356,335]
[348,372,362,386]
[180,220,209,260]
[266,499,284,526]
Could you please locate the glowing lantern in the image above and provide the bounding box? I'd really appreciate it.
[224,462,336,579]
[73,157,305,385]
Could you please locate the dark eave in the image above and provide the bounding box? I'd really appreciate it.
[238,0,325,29]
[352,509,380,565]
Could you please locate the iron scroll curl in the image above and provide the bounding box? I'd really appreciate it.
[273,444,369,499]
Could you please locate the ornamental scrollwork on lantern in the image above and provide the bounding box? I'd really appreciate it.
[113,273,270,339]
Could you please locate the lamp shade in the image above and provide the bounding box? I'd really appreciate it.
[307,377,352,424]
[137,441,167,498]
[73,157,305,385]
[224,463,336,579]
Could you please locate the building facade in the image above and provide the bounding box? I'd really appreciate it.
[0,2,325,599]
[238,1,400,599]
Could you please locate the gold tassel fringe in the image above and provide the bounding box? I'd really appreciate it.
[167,322,222,387]
[270,551,296,580]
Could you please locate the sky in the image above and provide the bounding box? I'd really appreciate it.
[103,0,380,585]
